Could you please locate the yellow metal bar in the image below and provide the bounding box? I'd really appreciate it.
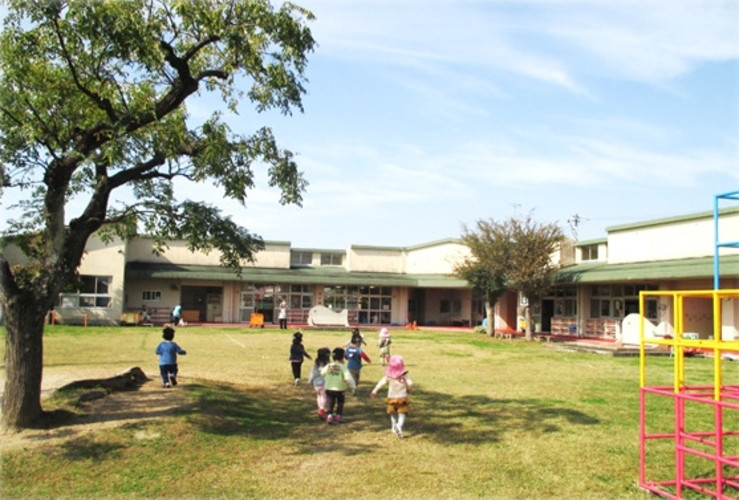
[639,291,646,388]
[675,293,683,394]
[712,291,721,401]
[638,289,739,396]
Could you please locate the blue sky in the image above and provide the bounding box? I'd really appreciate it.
[196,0,739,249]
[3,1,739,250]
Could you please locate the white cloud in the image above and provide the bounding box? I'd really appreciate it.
[307,0,739,90]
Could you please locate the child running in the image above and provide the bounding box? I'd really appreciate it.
[370,355,414,438]
[345,335,371,389]
[289,331,312,385]
[307,347,331,420]
[378,327,391,366]
[320,347,357,424]
[155,325,187,388]
[345,327,366,348]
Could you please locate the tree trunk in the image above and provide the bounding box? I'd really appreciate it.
[485,301,494,337]
[524,306,533,341]
[1,299,47,431]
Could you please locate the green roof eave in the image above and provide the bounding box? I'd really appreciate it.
[555,255,739,283]
[125,262,467,288]
[576,237,607,247]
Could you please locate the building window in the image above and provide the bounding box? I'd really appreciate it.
[589,284,658,319]
[142,290,161,301]
[553,287,577,316]
[589,299,612,318]
[238,284,283,323]
[440,300,462,314]
[357,286,392,324]
[58,275,112,308]
[239,285,258,322]
[320,252,343,266]
[581,244,599,261]
[239,283,315,322]
[323,285,393,324]
[290,251,313,267]
[324,285,359,311]
[289,284,315,309]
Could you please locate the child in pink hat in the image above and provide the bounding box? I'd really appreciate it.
[377,327,391,366]
[370,355,414,438]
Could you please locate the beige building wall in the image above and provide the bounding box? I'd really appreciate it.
[422,288,472,326]
[607,210,739,264]
[246,241,291,269]
[722,297,739,341]
[126,238,291,269]
[347,246,404,273]
[574,240,608,264]
[125,278,246,324]
[124,278,180,315]
[405,240,470,274]
[58,234,127,325]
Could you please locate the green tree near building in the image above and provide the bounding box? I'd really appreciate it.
[455,219,512,337]
[0,0,315,430]
[508,214,564,341]
[456,213,564,340]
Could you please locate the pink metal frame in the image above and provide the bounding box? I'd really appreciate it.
[640,385,739,498]
[638,290,739,499]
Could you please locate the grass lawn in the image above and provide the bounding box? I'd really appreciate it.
[0,325,735,499]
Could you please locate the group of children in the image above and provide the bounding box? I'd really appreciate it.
[293,327,413,438]
[154,324,413,438]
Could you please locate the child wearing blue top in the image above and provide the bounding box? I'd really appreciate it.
[345,337,371,389]
[155,325,187,388]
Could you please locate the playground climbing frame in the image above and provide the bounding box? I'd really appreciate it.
[639,191,739,499]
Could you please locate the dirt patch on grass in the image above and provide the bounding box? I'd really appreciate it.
[0,370,190,453]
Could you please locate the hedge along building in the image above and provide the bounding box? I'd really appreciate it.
[6,206,737,339]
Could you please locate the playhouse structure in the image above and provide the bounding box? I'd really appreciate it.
[639,191,739,499]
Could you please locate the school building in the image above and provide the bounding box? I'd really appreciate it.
[9,205,739,341]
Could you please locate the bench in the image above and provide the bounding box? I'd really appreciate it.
[495,329,522,340]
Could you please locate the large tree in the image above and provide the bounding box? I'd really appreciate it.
[457,214,563,340]
[455,219,512,336]
[507,214,564,341]
[0,0,314,430]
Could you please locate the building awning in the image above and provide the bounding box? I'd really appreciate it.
[556,255,739,283]
[125,262,469,288]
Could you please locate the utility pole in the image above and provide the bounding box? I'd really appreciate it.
[567,213,587,241]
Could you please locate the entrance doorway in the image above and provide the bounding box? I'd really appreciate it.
[408,289,425,325]
[181,286,223,323]
[541,299,554,333]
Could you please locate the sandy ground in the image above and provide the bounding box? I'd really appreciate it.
[0,366,188,452]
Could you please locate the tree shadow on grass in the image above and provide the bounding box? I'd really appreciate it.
[183,381,310,438]
[412,390,600,445]
[181,381,600,451]
[23,379,601,461]
[59,436,127,461]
